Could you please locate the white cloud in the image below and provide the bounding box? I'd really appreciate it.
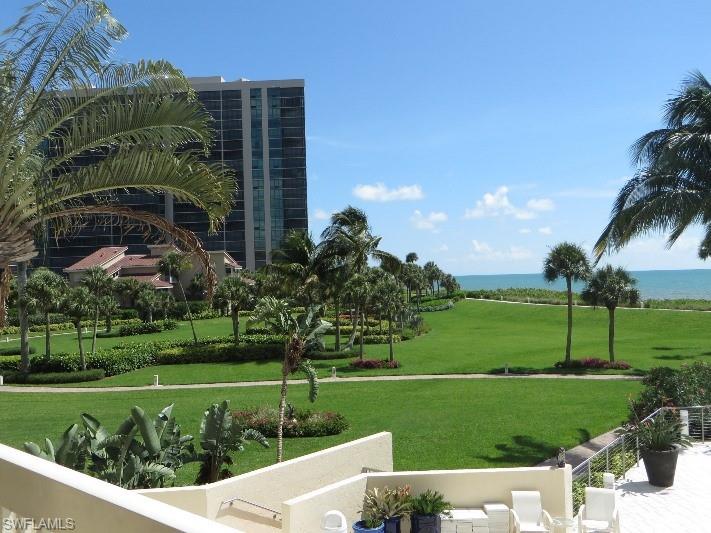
[470,240,533,261]
[538,226,552,235]
[464,186,537,220]
[526,198,555,211]
[313,208,330,220]
[410,210,448,231]
[352,182,424,202]
[519,228,532,234]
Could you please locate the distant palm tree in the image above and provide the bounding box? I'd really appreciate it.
[423,261,442,295]
[375,274,405,361]
[0,0,234,370]
[24,268,66,357]
[405,252,419,264]
[595,71,711,260]
[135,284,158,323]
[158,251,197,343]
[60,286,93,370]
[98,294,119,333]
[249,298,329,463]
[217,275,254,343]
[344,273,372,359]
[543,242,591,364]
[270,230,326,307]
[582,266,640,362]
[82,267,113,355]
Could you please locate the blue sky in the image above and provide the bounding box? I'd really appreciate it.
[4,0,711,274]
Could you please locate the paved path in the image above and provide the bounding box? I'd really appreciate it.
[538,428,623,468]
[0,372,640,393]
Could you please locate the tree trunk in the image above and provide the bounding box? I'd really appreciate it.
[388,316,394,362]
[17,262,30,373]
[45,311,51,357]
[106,312,112,333]
[147,308,153,323]
[565,277,573,364]
[359,311,365,360]
[346,304,358,350]
[76,322,86,370]
[231,307,240,344]
[334,299,341,351]
[91,306,99,355]
[178,280,198,344]
[0,267,10,329]
[276,344,289,463]
[608,307,615,362]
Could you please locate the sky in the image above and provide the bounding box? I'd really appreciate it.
[4,0,711,275]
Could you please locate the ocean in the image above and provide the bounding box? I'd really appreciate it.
[455,269,711,300]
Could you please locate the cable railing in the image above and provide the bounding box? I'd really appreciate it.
[571,405,710,512]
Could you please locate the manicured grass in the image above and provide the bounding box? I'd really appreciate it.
[0,378,640,485]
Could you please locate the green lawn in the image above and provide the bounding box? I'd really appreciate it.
[0,378,639,485]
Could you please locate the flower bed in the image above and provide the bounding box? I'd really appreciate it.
[349,358,401,369]
[554,358,631,370]
[233,405,348,437]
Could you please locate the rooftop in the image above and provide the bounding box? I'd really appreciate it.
[63,246,127,272]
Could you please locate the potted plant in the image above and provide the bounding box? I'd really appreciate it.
[409,489,451,533]
[355,488,385,533]
[360,486,411,533]
[625,410,691,487]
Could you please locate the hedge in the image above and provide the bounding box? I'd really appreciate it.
[233,406,348,438]
[155,342,283,365]
[3,369,105,384]
[418,301,454,312]
[118,321,163,336]
[0,346,35,356]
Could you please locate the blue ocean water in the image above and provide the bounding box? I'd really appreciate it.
[456,269,711,300]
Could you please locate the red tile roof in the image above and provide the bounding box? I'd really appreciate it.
[64,247,128,272]
[114,255,161,269]
[118,275,173,289]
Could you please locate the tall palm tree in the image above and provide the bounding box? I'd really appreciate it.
[98,294,119,333]
[60,286,93,370]
[582,266,640,362]
[423,261,442,296]
[24,267,66,357]
[405,252,419,264]
[543,242,591,365]
[344,273,372,359]
[375,274,405,362]
[595,71,711,261]
[158,251,197,343]
[217,275,253,343]
[135,284,157,323]
[249,298,328,463]
[0,0,234,371]
[82,266,113,354]
[270,230,326,307]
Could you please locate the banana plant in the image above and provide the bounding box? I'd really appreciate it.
[195,400,268,484]
[24,423,86,470]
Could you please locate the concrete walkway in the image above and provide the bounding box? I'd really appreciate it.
[0,372,641,393]
[538,428,623,468]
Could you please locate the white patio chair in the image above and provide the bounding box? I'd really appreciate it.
[576,487,620,533]
[510,491,552,533]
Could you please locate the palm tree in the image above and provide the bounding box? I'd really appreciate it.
[441,273,460,296]
[0,1,234,371]
[135,285,158,323]
[595,71,711,261]
[158,251,197,343]
[98,294,119,333]
[423,261,442,295]
[24,268,66,357]
[344,273,372,359]
[82,267,113,355]
[217,275,253,343]
[405,252,419,264]
[155,291,175,322]
[249,298,329,462]
[582,266,640,362]
[60,286,93,370]
[270,230,327,307]
[319,257,350,351]
[375,274,405,361]
[543,242,591,365]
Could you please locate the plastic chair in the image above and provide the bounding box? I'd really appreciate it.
[576,487,620,533]
[510,491,552,533]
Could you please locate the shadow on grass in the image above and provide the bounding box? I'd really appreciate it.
[473,435,558,465]
[653,354,698,361]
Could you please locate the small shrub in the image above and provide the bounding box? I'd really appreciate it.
[3,369,105,384]
[349,359,400,369]
[0,346,35,356]
[155,343,283,365]
[161,319,178,330]
[233,405,349,437]
[118,322,163,336]
[245,326,272,335]
[553,358,631,370]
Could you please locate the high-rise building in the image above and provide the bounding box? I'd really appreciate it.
[38,76,307,271]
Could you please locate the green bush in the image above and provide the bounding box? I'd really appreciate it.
[3,369,105,384]
[155,342,282,365]
[0,345,35,356]
[233,405,348,437]
[573,449,636,511]
[162,319,178,330]
[630,362,711,419]
[31,345,157,376]
[357,334,400,344]
[245,326,272,335]
[118,321,163,336]
[0,326,20,335]
[419,301,454,312]
[0,356,20,372]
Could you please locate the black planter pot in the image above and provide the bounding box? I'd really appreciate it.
[410,514,441,533]
[641,444,681,487]
[384,517,402,533]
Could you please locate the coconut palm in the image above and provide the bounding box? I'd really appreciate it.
[158,251,197,343]
[595,72,711,261]
[60,286,93,370]
[98,294,119,333]
[405,252,419,264]
[319,255,350,351]
[24,267,66,357]
[441,273,460,296]
[249,298,329,462]
[543,242,591,365]
[155,291,175,322]
[375,274,406,362]
[344,273,372,359]
[0,0,234,369]
[582,266,640,362]
[270,230,327,307]
[217,275,253,343]
[134,284,158,323]
[423,261,443,296]
[81,267,113,355]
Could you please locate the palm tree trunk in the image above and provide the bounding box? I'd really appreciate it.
[106,312,112,333]
[276,345,289,463]
[0,267,10,329]
[388,316,394,362]
[91,306,99,355]
[565,277,573,364]
[334,299,341,351]
[178,280,197,344]
[359,311,365,360]
[232,307,240,343]
[346,304,358,350]
[45,311,51,357]
[76,322,86,370]
[17,262,30,373]
[608,307,615,362]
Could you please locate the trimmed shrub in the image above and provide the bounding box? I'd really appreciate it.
[155,343,283,365]
[118,322,163,336]
[3,369,105,384]
[245,326,272,335]
[349,358,401,369]
[240,334,285,345]
[309,350,349,360]
[31,345,156,376]
[0,346,35,356]
[233,406,348,437]
[357,334,400,345]
[0,356,20,372]
[162,319,178,330]
[553,358,631,370]
[0,326,21,335]
[418,301,454,312]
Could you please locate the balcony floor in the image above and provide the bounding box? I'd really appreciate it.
[616,443,711,533]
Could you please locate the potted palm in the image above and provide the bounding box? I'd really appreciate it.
[625,411,691,487]
[360,486,411,533]
[409,489,451,533]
